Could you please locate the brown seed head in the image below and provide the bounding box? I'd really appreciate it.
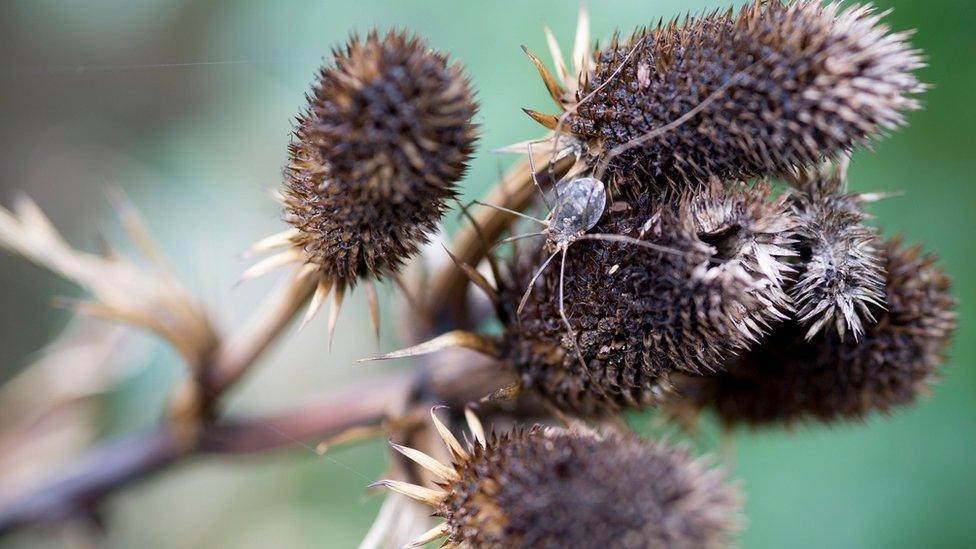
[565,0,924,189]
[379,412,741,549]
[669,237,956,427]
[788,159,886,340]
[499,182,793,416]
[283,30,478,285]
[442,428,740,548]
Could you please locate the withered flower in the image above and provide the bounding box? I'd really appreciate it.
[788,157,886,340]
[497,181,794,416]
[246,29,478,339]
[373,409,741,548]
[523,1,924,191]
[670,237,956,427]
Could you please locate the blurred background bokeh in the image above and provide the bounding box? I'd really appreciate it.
[0,0,973,547]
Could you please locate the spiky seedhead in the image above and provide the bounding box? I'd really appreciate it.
[669,237,956,427]
[379,412,741,548]
[499,183,793,416]
[687,178,797,318]
[564,0,924,189]
[788,159,886,340]
[283,30,478,286]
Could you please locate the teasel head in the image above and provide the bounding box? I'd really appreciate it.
[668,237,956,427]
[788,157,887,340]
[521,1,925,192]
[494,181,794,417]
[686,178,798,319]
[372,409,741,548]
[245,29,478,341]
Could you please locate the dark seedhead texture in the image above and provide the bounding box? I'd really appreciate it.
[669,237,956,427]
[567,1,925,191]
[442,429,740,549]
[786,159,886,340]
[379,413,741,549]
[284,30,478,286]
[498,180,796,417]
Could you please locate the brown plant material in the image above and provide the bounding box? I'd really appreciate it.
[376,410,741,548]
[787,157,887,340]
[528,1,924,190]
[0,191,218,369]
[669,237,956,427]
[279,30,477,286]
[498,182,794,416]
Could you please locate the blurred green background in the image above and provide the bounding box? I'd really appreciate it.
[0,0,973,547]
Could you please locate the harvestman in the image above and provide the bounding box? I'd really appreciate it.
[479,146,696,369]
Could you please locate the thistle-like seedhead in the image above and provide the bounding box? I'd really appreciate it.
[788,159,886,340]
[669,237,956,427]
[686,178,797,318]
[498,182,793,416]
[558,0,923,190]
[376,411,741,548]
[283,30,478,285]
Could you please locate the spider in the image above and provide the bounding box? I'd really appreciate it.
[478,146,693,369]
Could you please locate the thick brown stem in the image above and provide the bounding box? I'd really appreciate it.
[0,371,414,535]
[204,270,317,394]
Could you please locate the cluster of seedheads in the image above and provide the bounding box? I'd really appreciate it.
[242,0,953,546]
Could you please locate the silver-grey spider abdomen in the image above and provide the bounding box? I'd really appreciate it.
[548,177,607,242]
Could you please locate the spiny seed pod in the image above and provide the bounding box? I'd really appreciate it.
[375,410,741,548]
[288,29,477,282]
[498,182,793,416]
[688,178,797,318]
[246,30,478,339]
[536,0,923,190]
[788,158,886,340]
[668,237,956,427]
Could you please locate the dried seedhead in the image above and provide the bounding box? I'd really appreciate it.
[686,178,797,319]
[285,29,477,282]
[788,158,887,340]
[526,0,924,192]
[244,30,478,340]
[375,410,741,548]
[498,181,794,416]
[669,237,956,427]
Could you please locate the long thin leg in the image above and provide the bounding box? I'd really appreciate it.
[492,231,545,251]
[455,198,502,285]
[473,200,547,226]
[549,38,643,173]
[593,60,765,181]
[557,245,587,371]
[526,141,552,211]
[579,233,693,258]
[517,249,560,319]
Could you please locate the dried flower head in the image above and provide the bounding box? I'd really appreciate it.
[687,178,797,317]
[526,1,924,191]
[788,158,886,340]
[498,182,793,416]
[245,29,478,339]
[669,237,956,427]
[374,410,741,548]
